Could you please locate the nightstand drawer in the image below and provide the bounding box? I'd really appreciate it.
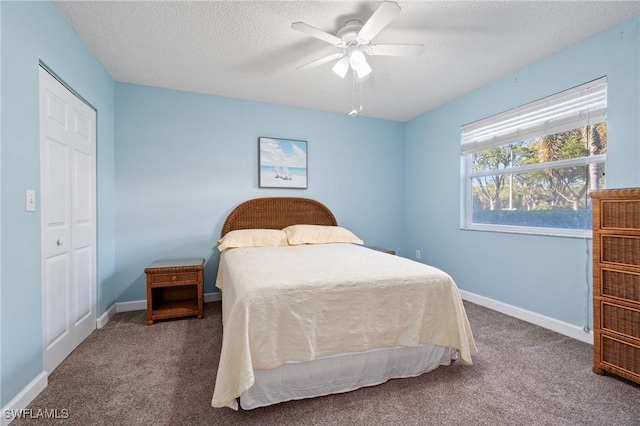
[601,302,640,339]
[151,272,198,285]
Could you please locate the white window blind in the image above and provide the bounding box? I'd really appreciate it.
[461,77,607,154]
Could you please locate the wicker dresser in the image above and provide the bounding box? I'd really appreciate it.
[590,188,640,384]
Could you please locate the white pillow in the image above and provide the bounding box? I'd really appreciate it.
[218,229,289,252]
[284,224,364,246]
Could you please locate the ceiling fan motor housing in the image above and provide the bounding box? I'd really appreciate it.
[337,19,366,47]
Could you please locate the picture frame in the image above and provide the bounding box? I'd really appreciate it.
[259,136,308,189]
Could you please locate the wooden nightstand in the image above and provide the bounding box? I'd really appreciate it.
[145,258,205,325]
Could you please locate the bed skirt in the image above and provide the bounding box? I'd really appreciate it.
[240,344,457,410]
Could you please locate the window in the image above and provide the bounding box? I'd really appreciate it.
[461,78,607,237]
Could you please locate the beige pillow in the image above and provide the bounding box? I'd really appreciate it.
[218,229,289,252]
[284,224,364,246]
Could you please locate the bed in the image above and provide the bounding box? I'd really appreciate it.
[211,197,477,410]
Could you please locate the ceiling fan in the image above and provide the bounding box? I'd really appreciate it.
[291,1,424,80]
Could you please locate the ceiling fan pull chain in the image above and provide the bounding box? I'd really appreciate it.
[359,79,364,115]
[349,71,358,116]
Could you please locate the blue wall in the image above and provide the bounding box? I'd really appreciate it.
[0,1,116,408]
[404,17,640,329]
[113,84,404,301]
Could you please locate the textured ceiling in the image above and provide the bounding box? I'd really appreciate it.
[54,1,640,122]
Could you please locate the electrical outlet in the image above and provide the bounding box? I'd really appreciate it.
[415,250,421,260]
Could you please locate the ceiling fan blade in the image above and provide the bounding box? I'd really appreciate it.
[291,22,343,46]
[356,1,401,42]
[297,52,344,71]
[367,44,425,57]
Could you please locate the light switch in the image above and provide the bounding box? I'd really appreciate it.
[26,189,36,212]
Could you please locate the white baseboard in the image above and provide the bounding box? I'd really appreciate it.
[96,303,116,329]
[459,290,593,345]
[101,290,591,344]
[99,292,222,316]
[114,299,146,313]
[100,290,591,343]
[204,292,222,303]
[1,372,47,426]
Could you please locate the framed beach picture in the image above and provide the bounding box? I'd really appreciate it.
[259,137,308,189]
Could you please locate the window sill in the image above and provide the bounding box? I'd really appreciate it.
[462,224,593,239]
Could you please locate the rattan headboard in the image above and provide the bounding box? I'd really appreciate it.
[221,197,338,237]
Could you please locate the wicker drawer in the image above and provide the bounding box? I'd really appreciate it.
[601,200,640,230]
[151,272,198,285]
[601,302,640,339]
[601,235,640,267]
[602,269,640,303]
[601,335,640,378]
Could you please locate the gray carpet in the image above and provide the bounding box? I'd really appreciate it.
[13,301,640,425]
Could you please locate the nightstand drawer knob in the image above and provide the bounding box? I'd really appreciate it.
[56,239,62,246]
[172,275,178,281]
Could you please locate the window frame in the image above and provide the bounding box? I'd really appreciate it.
[460,78,607,238]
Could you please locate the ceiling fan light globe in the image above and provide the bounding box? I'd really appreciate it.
[349,50,366,68]
[332,56,350,78]
[355,61,372,80]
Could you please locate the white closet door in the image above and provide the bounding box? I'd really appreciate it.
[39,67,97,373]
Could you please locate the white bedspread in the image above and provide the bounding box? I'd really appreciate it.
[211,244,477,409]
